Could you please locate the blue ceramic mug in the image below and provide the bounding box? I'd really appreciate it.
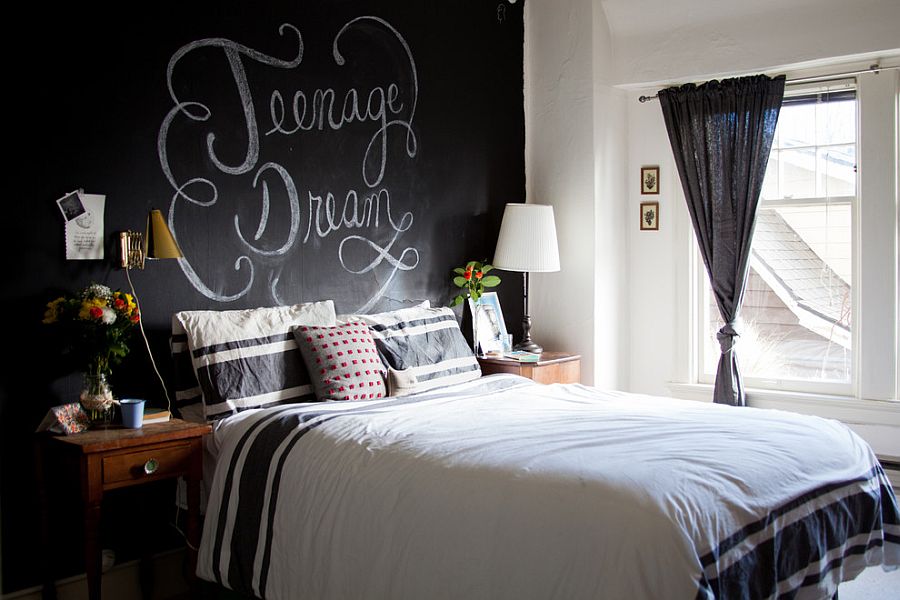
[119,399,146,429]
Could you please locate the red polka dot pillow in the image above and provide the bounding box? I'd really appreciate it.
[293,321,387,401]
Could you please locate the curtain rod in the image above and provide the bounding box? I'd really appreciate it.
[637,63,898,103]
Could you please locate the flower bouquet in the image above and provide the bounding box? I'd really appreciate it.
[43,283,140,422]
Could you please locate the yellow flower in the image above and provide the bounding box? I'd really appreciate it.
[79,298,106,321]
[112,292,137,315]
[42,297,65,324]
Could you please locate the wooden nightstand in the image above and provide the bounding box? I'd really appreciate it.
[35,419,211,600]
[477,351,581,384]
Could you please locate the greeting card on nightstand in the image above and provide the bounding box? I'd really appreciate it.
[36,403,91,435]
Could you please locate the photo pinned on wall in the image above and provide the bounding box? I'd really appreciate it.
[640,201,659,231]
[56,189,86,222]
[641,166,659,194]
[469,291,511,356]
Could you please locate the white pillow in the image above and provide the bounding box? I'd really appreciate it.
[174,301,336,421]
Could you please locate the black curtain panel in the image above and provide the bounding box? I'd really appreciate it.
[659,75,785,406]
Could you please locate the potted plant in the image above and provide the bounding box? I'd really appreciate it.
[450,260,501,355]
[43,283,140,423]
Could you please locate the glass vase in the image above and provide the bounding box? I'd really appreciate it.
[80,372,115,426]
[470,301,482,357]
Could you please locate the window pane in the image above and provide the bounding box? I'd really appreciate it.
[778,104,816,148]
[761,151,780,200]
[779,148,817,199]
[700,90,855,387]
[817,145,855,197]
[776,204,851,283]
[817,100,856,145]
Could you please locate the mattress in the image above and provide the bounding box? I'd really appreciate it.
[197,374,900,599]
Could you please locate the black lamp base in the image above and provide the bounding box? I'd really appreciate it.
[513,339,543,354]
[514,314,542,354]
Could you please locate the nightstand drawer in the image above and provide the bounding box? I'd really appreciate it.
[102,442,193,485]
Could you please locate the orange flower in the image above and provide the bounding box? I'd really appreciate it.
[130,313,141,323]
[475,271,483,279]
[89,307,103,320]
[464,271,472,280]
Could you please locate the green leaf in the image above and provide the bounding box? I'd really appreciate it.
[466,260,478,270]
[452,276,467,287]
[453,267,466,275]
[481,264,494,274]
[450,295,464,307]
[481,275,501,287]
[470,290,481,302]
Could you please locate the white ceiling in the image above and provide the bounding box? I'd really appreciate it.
[596,0,900,86]
[599,0,828,38]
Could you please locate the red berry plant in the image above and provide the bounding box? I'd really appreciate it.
[450,260,501,306]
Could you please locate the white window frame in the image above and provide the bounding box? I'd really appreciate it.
[676,66,899,405]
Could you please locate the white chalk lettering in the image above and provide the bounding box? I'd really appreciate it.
[159,18,420,308]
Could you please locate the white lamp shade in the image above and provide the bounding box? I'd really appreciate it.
[492,203,560,272]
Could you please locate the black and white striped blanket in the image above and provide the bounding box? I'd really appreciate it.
[198,375,899,599]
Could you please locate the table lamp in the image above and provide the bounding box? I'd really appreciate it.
[492,203,560,354]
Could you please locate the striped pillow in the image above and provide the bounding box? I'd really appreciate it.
[170,317,203,420]
[174,302,336,421]
[358,305,481,395]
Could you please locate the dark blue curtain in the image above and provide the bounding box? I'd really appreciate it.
[659,75,785,406]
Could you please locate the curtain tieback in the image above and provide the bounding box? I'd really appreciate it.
[717,322,739,354]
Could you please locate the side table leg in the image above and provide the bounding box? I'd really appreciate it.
[186,439,203,593]
[84,502,102,600]
[82,455,103,600]
[35,439,58,600]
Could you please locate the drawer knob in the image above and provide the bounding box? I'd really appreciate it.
[143,458,159,475]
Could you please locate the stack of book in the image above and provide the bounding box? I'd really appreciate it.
[143,408,171,424]
[503,351,541,363]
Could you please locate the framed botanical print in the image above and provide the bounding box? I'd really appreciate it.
[640,201,659,231]
[641,166,659,194]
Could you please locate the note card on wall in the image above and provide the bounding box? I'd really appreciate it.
[65,192,105,260]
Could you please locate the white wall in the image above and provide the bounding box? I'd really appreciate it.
[625,95,687,397]
[591,2,629,389]
[524,0,628,388]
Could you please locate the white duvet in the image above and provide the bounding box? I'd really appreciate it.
[198,375,899,600]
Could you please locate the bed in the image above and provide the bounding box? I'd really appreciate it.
[171,302,900,599]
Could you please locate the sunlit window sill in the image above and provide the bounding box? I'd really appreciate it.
[666,381,900,428]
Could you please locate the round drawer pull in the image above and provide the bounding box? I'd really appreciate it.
[143,458,159,475]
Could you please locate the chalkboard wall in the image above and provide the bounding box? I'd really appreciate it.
[3,0,524,591]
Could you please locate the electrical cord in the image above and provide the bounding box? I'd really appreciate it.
[125,266,173,416]
[128,265,197,553]
[172,504,199,552]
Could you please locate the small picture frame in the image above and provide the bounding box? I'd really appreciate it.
[641,166,659,194]
[469,292,510,355]
[640,201,659,231]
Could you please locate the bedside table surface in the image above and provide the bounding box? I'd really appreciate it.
[477,352,582,385]
[477,351,581,366]
[46,418,211,454]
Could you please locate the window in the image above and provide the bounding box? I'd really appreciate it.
[698,82,857,393]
